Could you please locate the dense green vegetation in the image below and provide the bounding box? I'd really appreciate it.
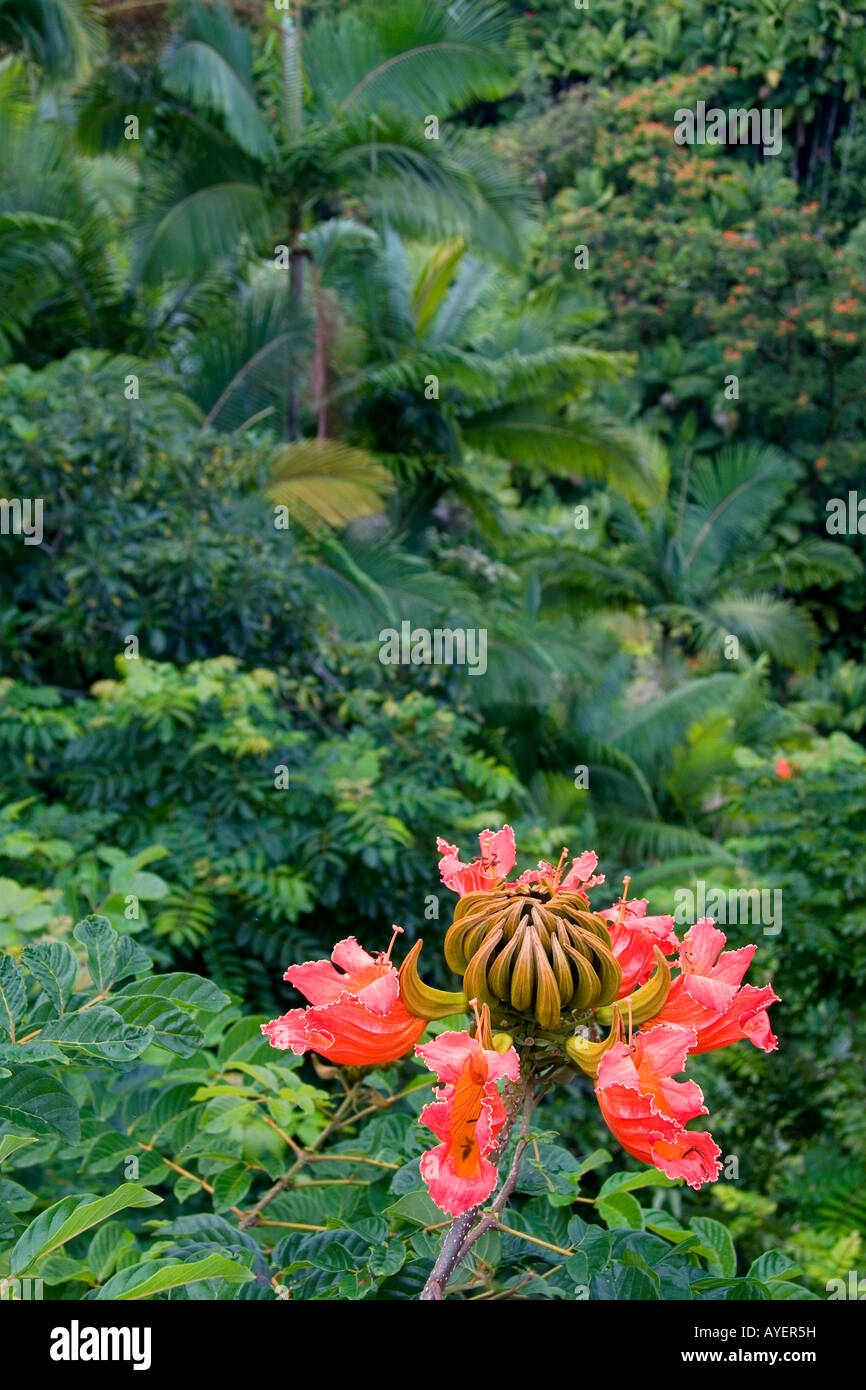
[0,0,864,1301]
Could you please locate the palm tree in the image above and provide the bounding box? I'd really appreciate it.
[180,225,664,519]
[77,0,533,436]
[0,56,134,362]
[597,443,860,676]
[322,230,664,512]
[0,0,104,80]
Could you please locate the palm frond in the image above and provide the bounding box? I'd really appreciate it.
[750,536,863,592]
[610,673,741,773]
[160,39,275,163]
[462,407,664,504]
[329,114,528,264]
[182,273,310,432]
[412,236,466,339]
[268,438,393,531]
[305,0,514,120]
[77,154,138,222]
[302,218,379,280]
[307,531,473,634]
[628,848,739,894]
[429,251,495,345]
[337,345,506,402]
[473,344,621,402]
[597,815,724,863]
[698,593,818,670]
[574,734,658,817]
[0,0,105,79]
[0,210,77,355]
[133,180,272,284]
[680,443,793,575]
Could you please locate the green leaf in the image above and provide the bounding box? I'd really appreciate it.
[0,1176,36,1211]
[644,1209,691,1242]
[567,1218,613,1277]
[517,1141,583,1199]
[114,972,230,1013]
[599,1169,681,1197]
[87,1221,137,1283]
[572,1147,612,1180]
[766,1280,820,1301]
[0,1134,37,1164]
[565,1250,589,1285]
[10,1184,163,1275]
[136,182,271,285]
[127,846,170,871]
[693,1276,769,1300]
[73,916,119,991]
[747,1250,800,1282]
[594,1263,660,1300]
[368,1240,406,1279]
[109,867,169,901]
[38,1254,95,1285]
[0,1066,79,1140]
[111,995,204,1055]
[0,1040,68,1065]
[597,1190,644,1230]
[114,936,154,982]
[94,1252,253,1300]
[21,941,79,1013]
[0,954,27,1036]
[160,39,275,162]
[211,1165,252,1213]
[385,1189,445,1227]
[691,1216,737,1278]
[39,1004,153,1060]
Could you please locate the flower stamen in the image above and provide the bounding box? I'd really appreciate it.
[385,923,404,962]
[615,875,632,930]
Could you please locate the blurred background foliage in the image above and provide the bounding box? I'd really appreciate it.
[1,0,865,1295]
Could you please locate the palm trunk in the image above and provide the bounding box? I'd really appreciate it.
[286,228,304,438]
[311,273,328,440]
[282,4,304,439]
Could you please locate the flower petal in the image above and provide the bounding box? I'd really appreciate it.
[478,825,516,878]
[419,1145,498,1216]
[261,1009,335,1055]
[651,1130,722,1189]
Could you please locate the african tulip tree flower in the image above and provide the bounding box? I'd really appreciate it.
[438,826,604,901]
[515,847,605,897]
[437,825,518,896]
[416,1022,520,1216]
[261,935,426,1066]
[262,833,781,1256]
[644,918,779,1054]
[595,1023,722,1190]
[600,895,679,999]
[438,832,620,1030]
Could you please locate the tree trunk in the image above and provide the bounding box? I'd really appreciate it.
[286,230,304,439]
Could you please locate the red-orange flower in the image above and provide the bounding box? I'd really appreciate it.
[437,825,517,895]
[600,896,679,998]
[645,918,779,1054]
[517,847,604,896]
[437,825,604,901]
[775,756,793,778]
[416,1028,519,1216]
[261,936,425,1065]
[596,1024,721,1189]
